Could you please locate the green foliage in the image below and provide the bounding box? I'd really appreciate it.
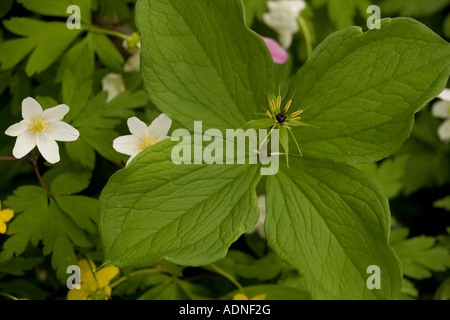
[266,157,401,299]
[354,155,408,199]
[95,0,450,300]
[434,196,450,211]
[288,18,450,164]
[390,228,450,280]
[0,0,449,301]
[380,0,450,18]
[435,277,450,300]
[17,0,92,21]
[0,171,98,281]
[0,18,81,76]
[99,140,261,267]
[311,0,371,29]
[136,0,274,131]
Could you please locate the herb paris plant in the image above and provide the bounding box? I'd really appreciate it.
[99,0,450,299]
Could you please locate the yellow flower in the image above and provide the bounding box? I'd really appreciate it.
[233,293,267,300]
[0,201,14,234]
[67,259,119,300]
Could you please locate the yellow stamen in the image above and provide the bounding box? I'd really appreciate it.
[137,134,158,151]
[290,117,301,121]
[291,110,303,117]
[276,95,281,112]
[266,110,273,118]
[269,99,276,113]
[28,118,51,134]
[284,99,292,113]
[283,124,291,130]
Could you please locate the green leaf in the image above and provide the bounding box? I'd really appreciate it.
[176,280,215,300]
[89,33,124,72]
[391,234,450,280]
[242,0,268,27]
[380,0,450,18]
[54,195,98,233]
[59,39,95,122]
[242,118,274,130]
[0,257,43,276]
[400,278,419,300]
[50,171,91,195]
[327,0,356,29]
[138,281,189,300]
[212,250,289,281]
[288,18,450,164]
[78,127,123,163]
[0,18,82,75]
[18,0,92,22]
[434,196,450,211]
[136,0,274,131]
[353,155,408,199]
[444,14,450,39]
[287,120,317,128]
[99,140,261,268]
[266,157,402,299]
[113,272,171,297]
[395,112,449,195]
[435,277,450,300]
[279,126,289,164]
[65,138,96,169]
[0,185,92,281]
[71,91,148,128]
[0,0,14,19]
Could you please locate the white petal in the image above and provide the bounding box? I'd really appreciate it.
[432,101,450,119]
[438,119,450,142]
[248,195,267,238]
[438,88,450,101]
[5,120,29,137]
[113,135,141,156]
[36,134,60,164]
[46,121,79,142]
[42,105,70,122]
[22,97,43,121]
[124,52,141,73]
[126,150,141,166]
[102,73,125,103]
[127,117,149,138]
[148,114,172,141]
[12,131,36,159]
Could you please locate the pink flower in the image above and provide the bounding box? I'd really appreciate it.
[260,36,289,64]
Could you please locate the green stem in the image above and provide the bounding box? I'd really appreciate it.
[0,292,19,300]
[0,156,32,162]
[298,15,312,59]
[259,124,278,151]
[209,264,245,293]
[31,155,51,198]
[84,24,132,41]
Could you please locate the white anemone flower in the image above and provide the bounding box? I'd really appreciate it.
[113,114,172,166]
[247,195,267,239]
[431,88,450,142]
[5,97,79,164]
[263,0,307,49]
